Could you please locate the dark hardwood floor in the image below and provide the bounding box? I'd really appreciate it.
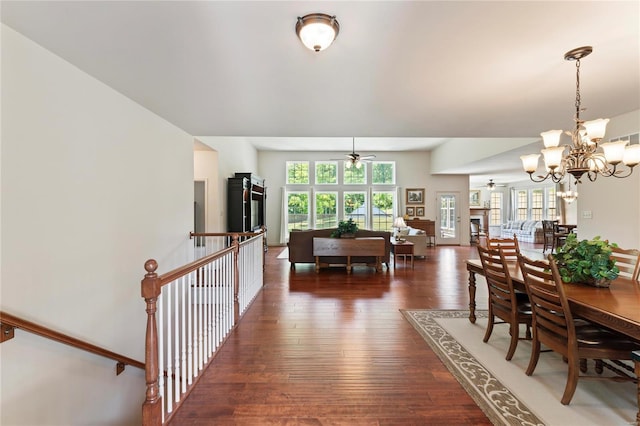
[168,242,539,425]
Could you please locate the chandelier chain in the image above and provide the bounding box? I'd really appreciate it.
[574,59,581,124]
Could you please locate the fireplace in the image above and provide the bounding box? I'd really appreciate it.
[470,218,482,243]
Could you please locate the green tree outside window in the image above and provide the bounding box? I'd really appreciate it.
[372,191,394,231]
[286,161,309,184]
[344,163,366,184]
[344,192,366,228]
[287,192,309,230]
[372,162,395,184]
[315,192,337,229]
[315,162,337,184]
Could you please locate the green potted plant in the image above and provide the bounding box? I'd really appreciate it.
[331,218,359,238]
[552,233,619,287]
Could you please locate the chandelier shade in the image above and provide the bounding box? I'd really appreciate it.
[521,46,639,184]
[296,13,339,52]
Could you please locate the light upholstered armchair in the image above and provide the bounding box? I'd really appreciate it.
[399,227,429,257]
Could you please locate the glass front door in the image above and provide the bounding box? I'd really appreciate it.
[437,192,460,245]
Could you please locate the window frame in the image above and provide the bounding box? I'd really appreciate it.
[286,161,310,185]
[286,190,310,231]
[371,190,396,231]
[315,161,338,185]
[343,191,367,229]
[343,162,367,185]
[314,191,338,229]
[371,161,396,185]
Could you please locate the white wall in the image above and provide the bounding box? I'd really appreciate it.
[575,110,640,248]
[195,137,259,232]
[1,25,194,425]
[258,150,470,246]
[430,137,537,174]
[194,148,220,232]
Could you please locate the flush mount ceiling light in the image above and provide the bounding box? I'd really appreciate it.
[520,46,640,184]
[296,13,339,52]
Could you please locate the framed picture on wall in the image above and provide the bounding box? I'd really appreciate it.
[416,206,425,216]
[406,207,415,216]
[469,190,481,207]
[406,188,424,205]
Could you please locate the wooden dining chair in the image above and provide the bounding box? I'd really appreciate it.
[477,245,531,360]
[553,222,570,249]
[541,220,556,253]
[610,246,640,281]
[518,253,640,405]
[486,236,520,259]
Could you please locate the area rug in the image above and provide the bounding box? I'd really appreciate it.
[401,309,637,426]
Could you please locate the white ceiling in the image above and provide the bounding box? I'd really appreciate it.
[2,1,639,187]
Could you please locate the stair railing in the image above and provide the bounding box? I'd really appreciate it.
[0,311,144,375]
[141,232,265,425]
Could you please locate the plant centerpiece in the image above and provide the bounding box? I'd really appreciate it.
[331,218,359,238]
[552,233,619,287]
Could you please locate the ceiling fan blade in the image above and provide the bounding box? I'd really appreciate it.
[360,154,376,160]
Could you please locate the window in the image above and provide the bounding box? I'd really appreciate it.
[315,192,337,229]
[344,163,366,184]
[546,187,557,219]
[372,162,395,184]
[344,192,366,229]
[286,161,309,184]
[284,160,398,231]
[372,191,395,231]
[286,191,309,231]
[490,192,502,225]
[531,189,543,220]
[315,162,337,185]
[507,185,557,222]
[516,190,528,220]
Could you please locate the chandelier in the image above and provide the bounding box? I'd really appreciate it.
[295,13,339,52]
[557,180,578,204]
[520,46,640,184]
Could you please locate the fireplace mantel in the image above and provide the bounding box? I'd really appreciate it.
[470,208,490,233]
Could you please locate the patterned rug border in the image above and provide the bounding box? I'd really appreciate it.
[400,309,544,426]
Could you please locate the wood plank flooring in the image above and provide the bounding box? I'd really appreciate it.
[168,243,530,425]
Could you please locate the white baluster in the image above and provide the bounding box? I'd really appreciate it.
[173,281,180,403]
[165,285,173,413]
[180,275,187,395]
[187,271,193,385]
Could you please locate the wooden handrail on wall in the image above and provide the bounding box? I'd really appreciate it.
[0,311,144,375]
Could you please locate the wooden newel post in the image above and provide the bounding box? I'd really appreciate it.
[232,234,240,324]
[141,259,162,425]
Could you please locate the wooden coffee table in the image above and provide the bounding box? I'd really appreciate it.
[391,240,414,269]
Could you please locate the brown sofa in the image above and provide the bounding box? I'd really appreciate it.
[288,229,391,269]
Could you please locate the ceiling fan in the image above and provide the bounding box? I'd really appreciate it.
[333,138,376,168]
[485,179,506,190]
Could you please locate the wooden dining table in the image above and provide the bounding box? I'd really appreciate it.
[466,254,640,422]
